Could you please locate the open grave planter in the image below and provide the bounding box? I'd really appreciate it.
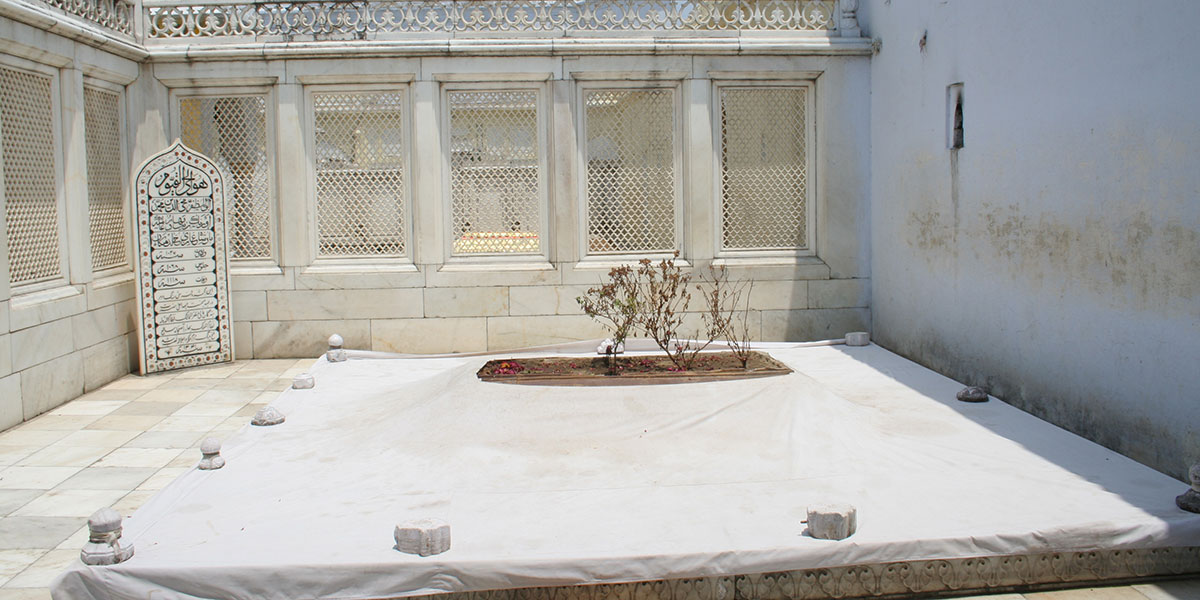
[477,351,792,385]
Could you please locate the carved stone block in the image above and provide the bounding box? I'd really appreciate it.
[1177,464,1200,513]
[251,406,285,426]
[394,518,451,556]
[198,437,225,470]
[844,332,870,346]
[292,373,315,389]
[80,507,134,565]
[807,504,857,540]
[957,386,989,403]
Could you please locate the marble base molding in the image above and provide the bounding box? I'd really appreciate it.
[423,547,1200,600]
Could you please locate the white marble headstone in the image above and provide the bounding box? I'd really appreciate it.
[132,140,234,374]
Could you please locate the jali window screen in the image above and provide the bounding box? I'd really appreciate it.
[719,86,809,251]
[1,65,61,287]
[180,95,271,259]
[85,85,128,272]
[584,88,676,254]
[448,89,542,255]
[312,90,407,258]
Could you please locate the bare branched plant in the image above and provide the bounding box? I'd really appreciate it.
[723,278,755,368]
[638,252,693,369]
[673,264,736,369]
[576,264,642,374]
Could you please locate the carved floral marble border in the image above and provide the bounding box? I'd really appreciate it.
[419,547,1200,600]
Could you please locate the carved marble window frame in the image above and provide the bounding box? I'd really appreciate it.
[572,76,685,263]
[302,81,416,268]
[711,75,818,260]
[169,84,280,271]
[438,77,554,269]
[83,76,132,281]
[0,54,70,297]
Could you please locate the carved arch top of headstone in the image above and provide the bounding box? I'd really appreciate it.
[132,140,234,374]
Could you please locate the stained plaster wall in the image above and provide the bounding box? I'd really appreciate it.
[0,14,145,429]
[859,1,1200,479]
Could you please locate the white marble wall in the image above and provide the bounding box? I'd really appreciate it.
[0,14,141,429]
[141,53,874,357]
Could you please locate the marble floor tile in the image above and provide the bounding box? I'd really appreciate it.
[2,549,80,588]
[13,416,100,432]
[1024,585,1154,599]
[234,404,261,418]
[170,402,246,418]
[166,452,200,468]
[266,378,292,392]
[54,467,156,491]
[0,468,82,490]
[210,417,249,432]
[94,448,185,469]
[135,467,190,491]
[0,550,45,588]
[192,389,261,404]
[0,588,52,599]
[0,448,36,468]
[46,401,128,417]
[111,490,156,518]
[0,491,41,517]
[152,378,219,391]
[16,447,110,468]
[170,362,248,379]
[109,402,187,417]
[209,377,279,391]
[147,415,226,433]
[0,517,83,549]
[73,388,148,403]
[11,489,127,518]
[84,416,166,432]
[1133,579,1200,600]
[122,431,203,450]
[52,525,88,551]
[0,432,69,448]
[54,430,139,448]
[99,376,166,391]
[132,389,205,403]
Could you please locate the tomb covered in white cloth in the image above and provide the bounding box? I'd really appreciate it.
[52,342,1200,599]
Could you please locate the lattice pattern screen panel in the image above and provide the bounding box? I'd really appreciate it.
[585,88,676,254]
[313,91,407,258]
[1,66,62,286]
[85,85,128,272]
[448,90,541,255]
[180,95,271,259]
[719,87,808,251]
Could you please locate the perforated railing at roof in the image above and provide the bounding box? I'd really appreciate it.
[313,90,407,258]
[180,95,272,260]
[585,88,676,254]
[145,0,837,39]
[448,90,541,255]
[85,85,128,272]
[1,66,62,287]
[719,86,808,251]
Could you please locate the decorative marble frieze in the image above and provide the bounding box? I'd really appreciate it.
[416,547,1200,600]
[145,0,837,40]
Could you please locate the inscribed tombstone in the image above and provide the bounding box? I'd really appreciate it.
[132,140,234,374]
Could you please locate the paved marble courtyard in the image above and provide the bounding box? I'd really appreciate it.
[0,359,1197,600]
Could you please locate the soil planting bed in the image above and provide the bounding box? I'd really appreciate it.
[477,350,791,386]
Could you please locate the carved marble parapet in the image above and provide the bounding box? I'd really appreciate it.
[407,547,1200,600]
[145,0,838,40]
[39,0,135,35]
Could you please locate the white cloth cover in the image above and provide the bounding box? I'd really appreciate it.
[52,342,1200,600]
